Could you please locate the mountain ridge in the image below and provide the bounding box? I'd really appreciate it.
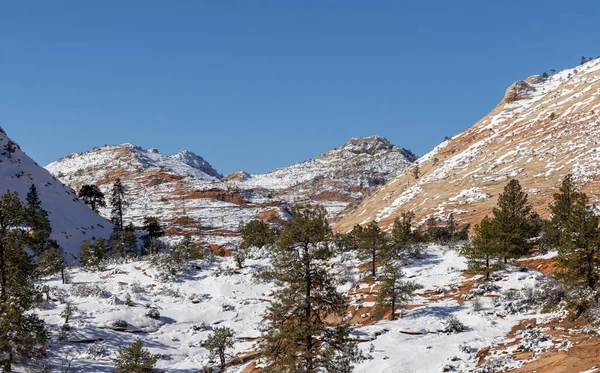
[335,58,600,232]
[46,136,415,244]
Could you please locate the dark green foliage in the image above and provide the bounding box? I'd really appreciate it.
[26,185,41,210]
[391,211,422,255]
[141,216,163,254]
[331,232,356,253]
[240,219,276,249]
[237,219,277,268]
[549,175,600,292]
[149,240,193,281]
[112,338,157,373]
[542,72,549,79]
[35,246,66,283]
[491,179,537,260]
[142,217,164,240]
[78,184,106,212]
[355,221,391,277]
[461,216,503,280]
[3,140,16,159]
[110,179,128,231]
[0,191,48,370]
[205,327,235,372]
[376,264,416,320]
[79,238,108,270]
[261,205,359,372]
[110,224,138,257]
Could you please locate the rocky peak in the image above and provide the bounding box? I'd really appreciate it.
[172,149,222,179]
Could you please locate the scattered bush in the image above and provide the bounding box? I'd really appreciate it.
[111,319,128,329]
[441,316,465,334]
[71,284,111,298]
[145,309,161,320]
[85,342,107,360]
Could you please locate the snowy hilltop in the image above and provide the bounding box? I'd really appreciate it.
[337,58,600,232]
[46,136,415,244]
[0,127,112,258]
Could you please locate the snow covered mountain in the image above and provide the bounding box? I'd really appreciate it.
[46,137,415,243]
[0,127,112,258]
[336,58,600,232]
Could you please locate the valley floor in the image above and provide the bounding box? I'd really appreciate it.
[34,246,563,373]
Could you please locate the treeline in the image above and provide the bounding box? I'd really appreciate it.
[463,175,600,319]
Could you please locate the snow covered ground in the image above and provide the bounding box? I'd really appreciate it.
[34,245,552,372]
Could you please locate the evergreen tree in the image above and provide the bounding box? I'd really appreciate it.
[0,191,48,371]
[110,179,127,231]
[79,238,108,270]
[412,165,421,179]
[461,216,503,280]
[78,184,106,212]
[141,216,163,253]
[261,205,359,372]
[240,219,276,248]
[3,141,16,159]
[205,327,236,372]
[356,221,391,277]
[112,338,158,373]
[26,184,41,210]
[236,219,277,268]
[549,176,600,292]
[391,211,421,255]
[492,179,535,261]
[376,264,417,320]
[35,246,66,284]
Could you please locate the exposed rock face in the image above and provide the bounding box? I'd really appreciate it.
[335,59,600,233]
[47,136,415,244]
[0,127,112,258]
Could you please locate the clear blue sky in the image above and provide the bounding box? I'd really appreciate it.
[1,1,598,174]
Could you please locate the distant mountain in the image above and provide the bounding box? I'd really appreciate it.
[335,58,600,232]
[0,127,112,258]
[46,137,415,244]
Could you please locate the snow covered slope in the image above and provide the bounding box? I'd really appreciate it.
[336,58,600,232]
[46,137,415,242]
[0,127,112,258]
[37,245,552,372]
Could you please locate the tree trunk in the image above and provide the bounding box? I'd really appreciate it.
[372,251,376,278]
[303,243,313,372]
[220,350,226,373]
[61,266,65,285]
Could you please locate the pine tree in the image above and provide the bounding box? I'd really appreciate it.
[26,185,41,210]
[78,184,106,212]
[205,327,236,372]
[461,216,503,280]
[376,264,416,320]
[110,179,127,231]
[112,338,158,373]
[141,216,164,253]
[492,179,535,261]
[261,205,359,372]
[356,221,391,277]
[550,175,600,292]
[35,246,66,283]
[391,211,421,255]
[3,141,16,159]
[236,219,278,268]
[412,165,421,179]
[0,191,48,370]
[79,238,108,270]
